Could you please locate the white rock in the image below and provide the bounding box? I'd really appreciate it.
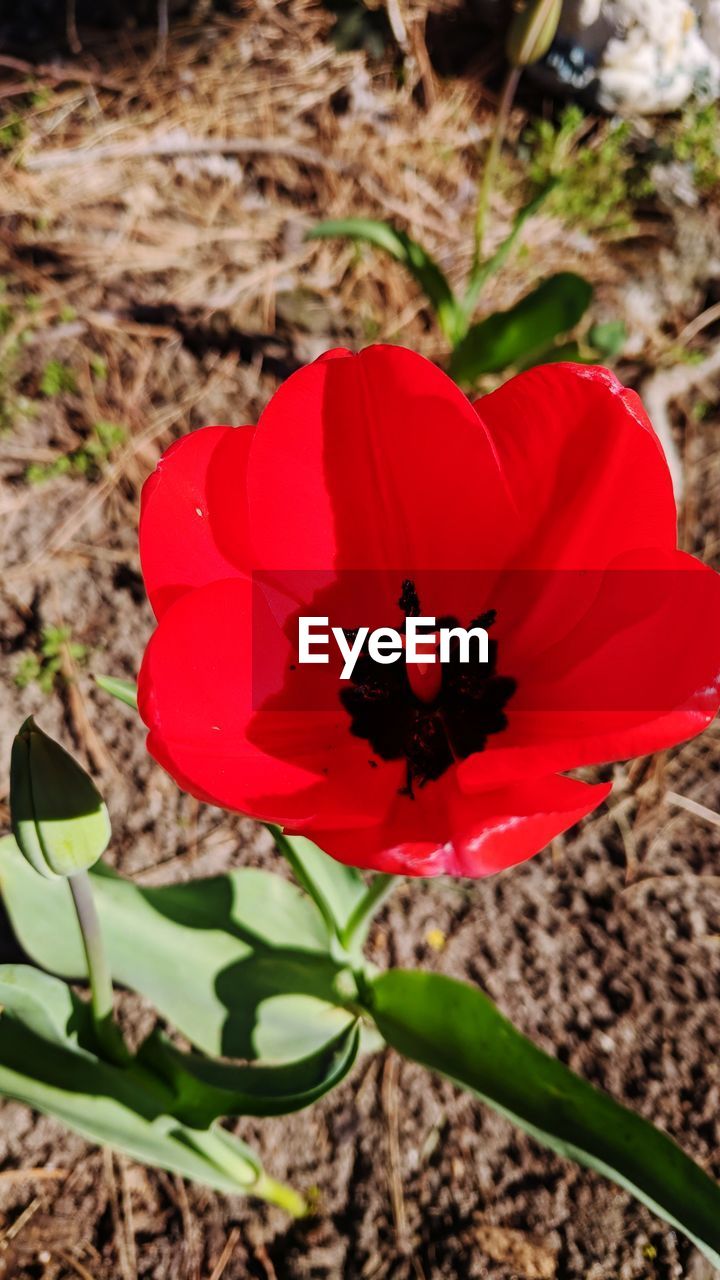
[596,0,720,113]
[475,0,720,112]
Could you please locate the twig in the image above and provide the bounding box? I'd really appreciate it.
[0,56,121,92]
[157,0,169,65]
[174,1173,201,1280]
[0,1198,42,1243]
[103,1150,135,1280]
[66,0,82,54]
[381,1051,407,1244]
[0,1168,67,1183]
[665,789,720,829]
[52,582,115,777]
[608,800,639,883]
[24,136,348,174]
[120,1160,138,1280]
[207,1228,240,1280]
[623,871,720,898]
[55,1250,98,1280]
[678,302,720,346]
[640,343,720,501]
[252,1244,278,1280]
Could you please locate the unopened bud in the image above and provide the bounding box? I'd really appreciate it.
[10,718,110,879]
[506,0,562,67]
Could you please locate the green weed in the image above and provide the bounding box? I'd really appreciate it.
[26,420,126,484]
[522,105,652,234]
[39,360,77,397]
[15,627,87,694]
[671,102,720,192]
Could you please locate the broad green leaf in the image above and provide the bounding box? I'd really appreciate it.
[0,963,96,1051]
[0,836,352,1062]
[449,272,593,385]
[94,673,138,709]
[462,183,557,318]
[0,964,298,1206]
[140,1020,360,1128]
[518,339,586,369]
[307,218,464,343]
[365,970,720,1268]
[83,690,384,955]
[271,828,367,943]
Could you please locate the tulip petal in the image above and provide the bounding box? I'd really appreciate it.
[247,345,519,573]
[460,548,720,791]
[138,577,401,827]
[140,424,253,619]
[474,363,677,569]
[305,773,611,878]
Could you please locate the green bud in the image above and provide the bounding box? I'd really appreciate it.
[10,718,110,879]
[506,0,562,67]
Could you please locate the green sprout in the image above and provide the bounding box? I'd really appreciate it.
[0,115,25,152]
[89,353,108,382]
[26,420,126,485]
[0,290,13,336]
[15,627,87,695]
[39,360,77,397]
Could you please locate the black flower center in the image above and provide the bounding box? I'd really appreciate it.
[340,579,516,796]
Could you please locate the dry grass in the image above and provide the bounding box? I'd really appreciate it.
[0,3,624,592]
[0,3,508,591]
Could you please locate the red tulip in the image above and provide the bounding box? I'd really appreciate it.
[138,347,720,877]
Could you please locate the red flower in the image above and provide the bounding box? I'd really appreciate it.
[138,347,720,878]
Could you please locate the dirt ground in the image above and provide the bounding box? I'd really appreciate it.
[0,3,720,1277]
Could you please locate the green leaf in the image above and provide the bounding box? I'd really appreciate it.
[337,873,397,952]
[588,319,626,361]
[140,1020,360,1129]
[0,963,96,1051]
[0,835,353,1062]
[94,673,138,709]
[0,964,301,1207]
[518,339,587,369]
[307,218,464,343]
[462,183,557,318]
[450,272,593,385]
[365,970,720,1268]
[271,828,367,943]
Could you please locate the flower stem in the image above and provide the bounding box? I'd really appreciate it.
[473,65,522,269]
[339,873,398,951]
[68,870,123,1062]
[252,1170,308,1217]
[190,1126,307,1215]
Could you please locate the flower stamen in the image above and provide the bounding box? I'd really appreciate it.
[340,580,516,795]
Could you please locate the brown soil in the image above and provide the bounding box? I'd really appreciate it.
[1,4,720,1278]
